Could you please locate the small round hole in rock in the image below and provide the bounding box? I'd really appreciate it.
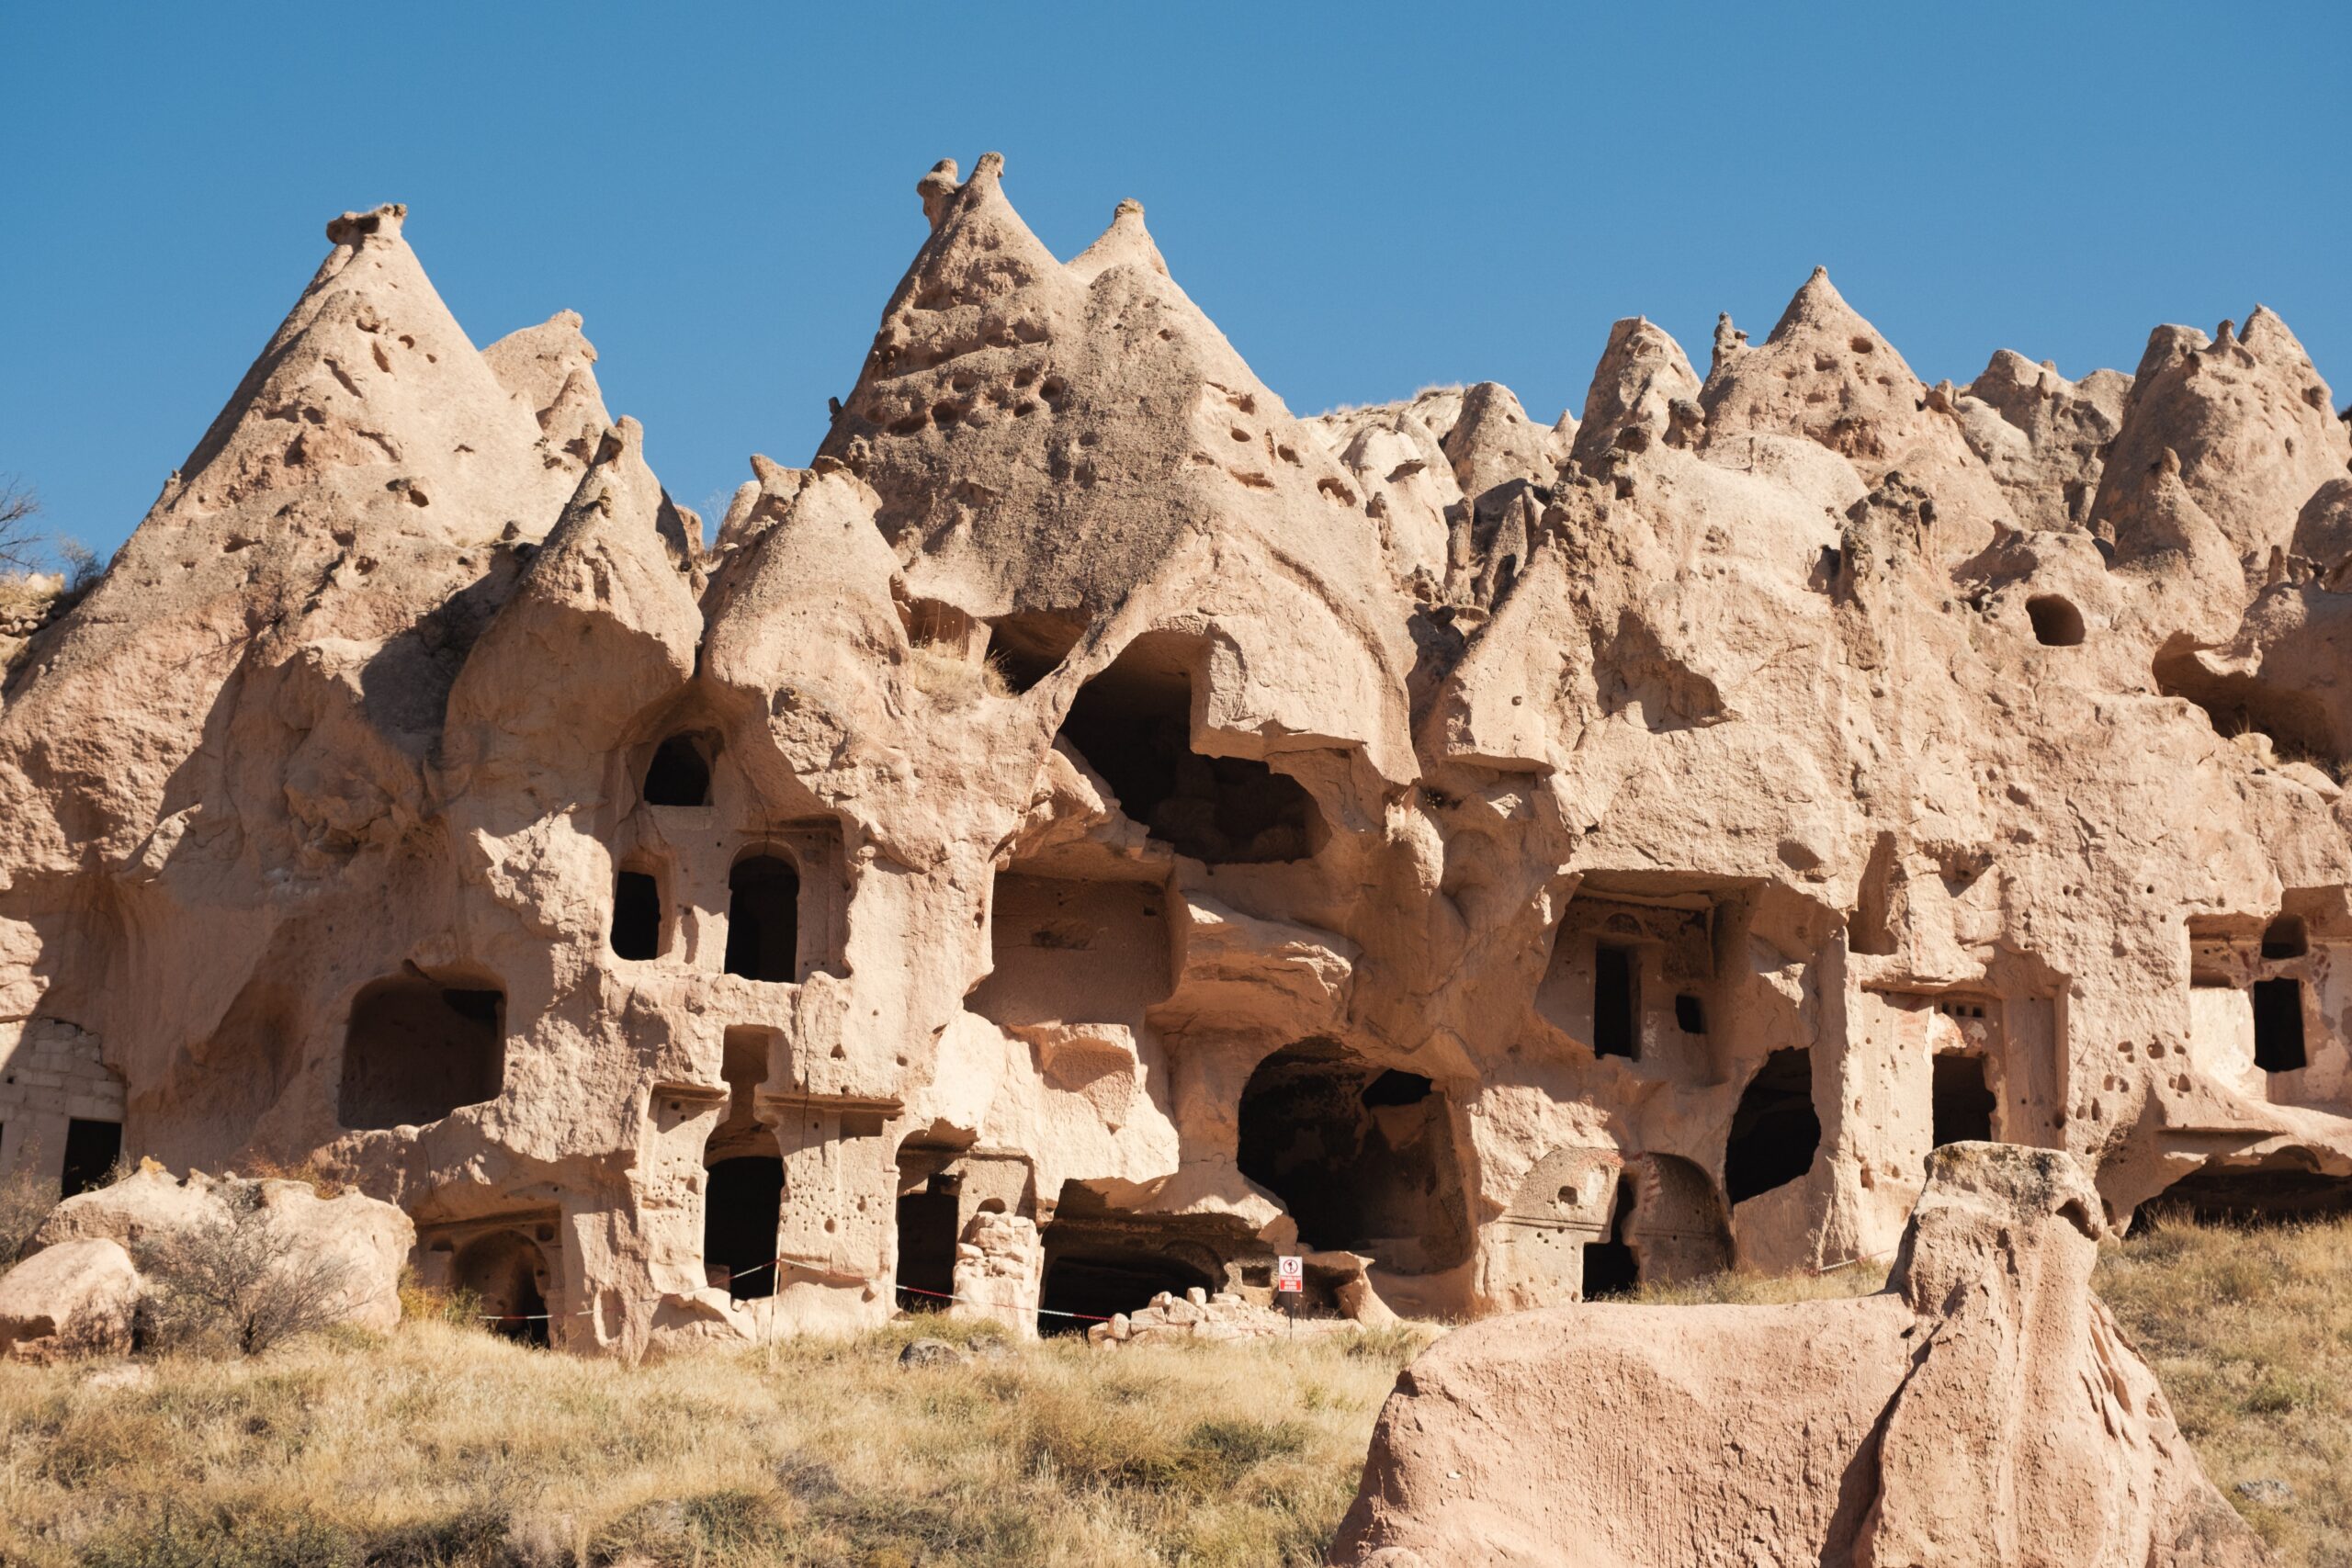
[2026,595,2085,647]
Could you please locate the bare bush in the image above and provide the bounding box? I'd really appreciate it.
[134,1182,353,1355]
[0,1148,56,1269]
[0,479,39,574]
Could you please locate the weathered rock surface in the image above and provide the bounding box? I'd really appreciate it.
[31,1165,413,1333]
[1329,1145,2265,1567]
[0,155,2346,1371]
[0,1237,139,1361]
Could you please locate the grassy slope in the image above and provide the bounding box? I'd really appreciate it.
[0,1217,2341,1567]
[2095,1217,2352,1568]
[0,1313,1430,1568]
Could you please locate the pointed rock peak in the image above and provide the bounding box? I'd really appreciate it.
[1969,347,2065,407]
[325,203,407,248]
[883,150,1061,325]
[165,194,546,523]
[918,151,1009,223]
[1573,317,1701,469]
[1600,316,1694,367]
[2132,323,2211,380]
[2238,303,2315,368]
[524,413,701,581]
[1442,382,1552,500]
[1766,265,1871,344]
[1069,197,1168,282]
[1456,381,1530,423]
[485,310,610,474]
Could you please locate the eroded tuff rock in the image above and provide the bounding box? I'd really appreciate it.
[1327,1145,2264,1567]
[1,158,2349,1360]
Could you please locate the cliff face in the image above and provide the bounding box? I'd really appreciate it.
[2,161,2347,1354]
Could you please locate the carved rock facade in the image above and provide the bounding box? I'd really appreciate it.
[2,160,2348,1353]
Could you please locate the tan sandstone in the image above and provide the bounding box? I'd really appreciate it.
[0,1237,140,1361]
[0,157,2343,1385]
[1328,1144,2263,1567]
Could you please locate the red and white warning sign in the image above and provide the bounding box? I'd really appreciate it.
[1276,1254,1304,1293]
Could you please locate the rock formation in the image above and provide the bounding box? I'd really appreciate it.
[1,156,2348,1358]
[1327,1144,2265,1566]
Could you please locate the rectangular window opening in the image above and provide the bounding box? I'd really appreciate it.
[1594,945,1637,1060]
[2252,977,2308,1073]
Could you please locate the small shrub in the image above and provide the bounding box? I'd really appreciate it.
[78,1504,361,1568]
[234,1155,348,1199]
[397,1267,487,1332]
[135,1182,354,1356]
[0,1144,57,1266]
[588,1488,791,1565]
[359,1503,510,1566]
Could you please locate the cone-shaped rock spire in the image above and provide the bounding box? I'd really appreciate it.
[1698,267,2006,548]
[816,155,1413,780]
[1572,317,1702,468]
[0,204,610,860]
[2090,307,2349,578]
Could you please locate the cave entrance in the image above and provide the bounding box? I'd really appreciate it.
[894,1162,962,1313]
[704,1156,785,1301]
[1056,634,1321,863]
[2253,977,2308,1073]
[1035,1241,1212,1337]
[643,734,712,807]
[2136,1152,2352,1229]
[1579,1176,1638,1300]
[1235,1040,1470,1274]
[985,610,1091,694]
[1724,1048,1820,1205]
[338,975,504,1131]
[60,1117,121,1198]
[724,854,800,984]
[1931,1053,1996,1146]
[454,1230,551,1346]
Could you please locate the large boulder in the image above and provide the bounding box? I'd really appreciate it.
[0,1237,141,1361]
[1329,1145,2265,1567]
[31,1164,413,1334]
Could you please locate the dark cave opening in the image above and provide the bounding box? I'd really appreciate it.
[1724,1048,1820,1205]
[1056,636,1322,864]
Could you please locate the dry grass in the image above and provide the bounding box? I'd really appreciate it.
[901,645,1017,708]
[0,1314,1431,1567]
[0,1219,2341,1564]
[2097,1213,2352,1567]
[1628,1258,1892,1305]
[1638,1218,2352,1566]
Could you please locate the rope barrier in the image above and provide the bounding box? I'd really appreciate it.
[477,1277,1119,1327]
[893,1282,1114,1324]
[1814,1247,1900,1276]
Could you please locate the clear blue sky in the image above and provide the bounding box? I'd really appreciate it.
[5,2,2346,561]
